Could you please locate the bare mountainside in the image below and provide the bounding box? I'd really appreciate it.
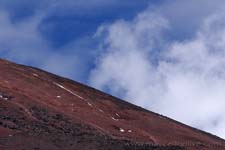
[0,58,224,150]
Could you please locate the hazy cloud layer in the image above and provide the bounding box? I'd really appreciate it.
[90,2,225,138]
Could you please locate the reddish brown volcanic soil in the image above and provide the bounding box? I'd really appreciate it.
[0,58,225,150]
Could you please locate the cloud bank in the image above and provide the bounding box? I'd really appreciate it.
[90,3,225,138]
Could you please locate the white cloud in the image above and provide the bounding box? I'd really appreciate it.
[0,10,84,80]
[0,0,146,82]
[0,11,48,64]
[90,5,225,138]
[152,0,225,39]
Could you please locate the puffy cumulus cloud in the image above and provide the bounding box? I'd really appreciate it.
[89,6,225,138]
[90,12,169,99]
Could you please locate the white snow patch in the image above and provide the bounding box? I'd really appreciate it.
[56,95,61,98]
[116,113,120,117]
[33,73,39,77]
[98,109,104,113]
[53,82,95,110]
[128,130,132,133]
[0,95,8,100]
[111,117,119,121]
[119,128,125,132]
[88,102,93,107]
[53,82,84,100]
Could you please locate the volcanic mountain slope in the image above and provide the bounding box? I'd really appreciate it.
[0,58,225,150]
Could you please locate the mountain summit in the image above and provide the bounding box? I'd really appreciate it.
[0,58,224,150]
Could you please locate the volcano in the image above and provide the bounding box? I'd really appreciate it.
[0,58,224,150]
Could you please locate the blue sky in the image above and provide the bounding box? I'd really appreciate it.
[0,0,159,81]
[1,0,225,139]
[1,0,154,48]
